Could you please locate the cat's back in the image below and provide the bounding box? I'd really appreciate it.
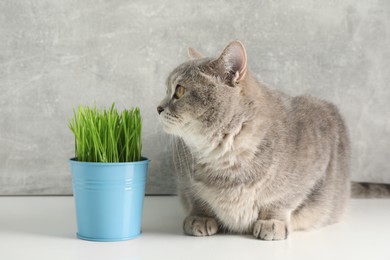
[288,94,347,139]
[280,94,350,184]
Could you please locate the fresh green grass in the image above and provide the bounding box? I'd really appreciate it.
[69,103,142,163]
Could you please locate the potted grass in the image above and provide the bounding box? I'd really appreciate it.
[68,103,149,242]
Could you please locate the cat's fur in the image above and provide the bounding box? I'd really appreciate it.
[157,41,390,240]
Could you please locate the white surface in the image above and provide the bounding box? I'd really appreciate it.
[0,196,389,260]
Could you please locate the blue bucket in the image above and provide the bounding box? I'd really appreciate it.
[69,158,149,242]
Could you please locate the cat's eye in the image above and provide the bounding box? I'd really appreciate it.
[174,85,185,99]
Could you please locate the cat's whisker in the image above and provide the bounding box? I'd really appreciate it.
[173,129,195,180]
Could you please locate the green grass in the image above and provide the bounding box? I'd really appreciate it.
[69,103,142,163]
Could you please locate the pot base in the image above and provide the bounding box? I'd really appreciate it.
[77,232,141,242]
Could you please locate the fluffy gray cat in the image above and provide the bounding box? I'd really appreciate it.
[157,40,390,240]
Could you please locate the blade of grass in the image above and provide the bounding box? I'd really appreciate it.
[69,103,142,163]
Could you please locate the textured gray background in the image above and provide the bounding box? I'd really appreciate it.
[1,0,389,195]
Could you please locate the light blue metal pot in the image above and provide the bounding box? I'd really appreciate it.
[69,158,149,242]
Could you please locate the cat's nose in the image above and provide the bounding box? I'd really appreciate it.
[157,106,164,115]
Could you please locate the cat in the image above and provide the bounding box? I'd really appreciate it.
[157,40,390,240]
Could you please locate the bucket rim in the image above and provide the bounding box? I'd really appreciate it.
[69,157,150,166]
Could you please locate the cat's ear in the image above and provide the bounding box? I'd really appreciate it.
[188,47,204,59]
[215,40,248,83]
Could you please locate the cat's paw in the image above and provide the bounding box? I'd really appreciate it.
[183,215,218,236]
[253,219,289,241]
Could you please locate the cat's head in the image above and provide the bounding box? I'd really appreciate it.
[157,41,249,142]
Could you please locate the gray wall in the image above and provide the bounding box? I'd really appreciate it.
[1,0,389,195]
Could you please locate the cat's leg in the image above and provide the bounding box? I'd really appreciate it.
[183,201,219,237]
[253,209,291,241]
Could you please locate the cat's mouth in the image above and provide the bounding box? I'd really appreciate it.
[158,111,184,134]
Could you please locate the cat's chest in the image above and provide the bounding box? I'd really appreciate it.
[192,181,259,233]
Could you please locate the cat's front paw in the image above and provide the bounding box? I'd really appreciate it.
[253,219,289,241]
[183,215,218,237]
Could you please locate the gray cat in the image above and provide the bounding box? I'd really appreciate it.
[157,41,390,240]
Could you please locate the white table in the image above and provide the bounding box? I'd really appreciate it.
[0,196,389,260]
